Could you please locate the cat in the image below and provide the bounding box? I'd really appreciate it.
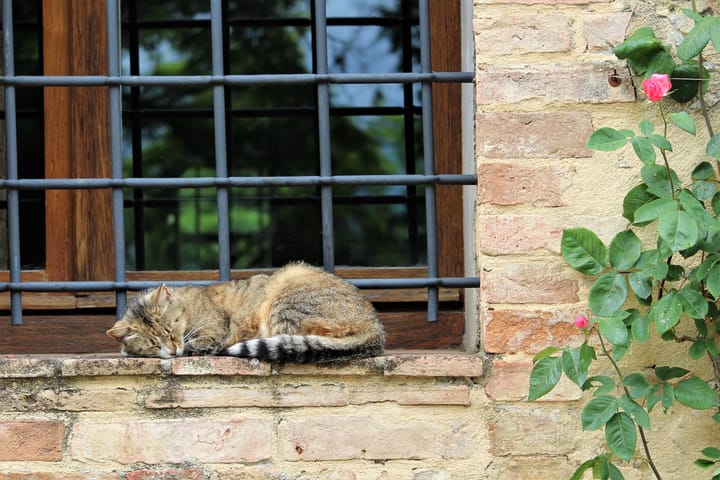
[106,262,385,362]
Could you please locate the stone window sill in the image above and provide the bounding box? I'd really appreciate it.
[0,350,484,379]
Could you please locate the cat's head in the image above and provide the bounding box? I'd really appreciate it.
[106,284,185,358]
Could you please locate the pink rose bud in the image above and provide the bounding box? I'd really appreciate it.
[574,315,589,329]
[641,73,672,102]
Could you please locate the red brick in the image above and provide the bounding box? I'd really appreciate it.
[477,163,570,206]
[484,309,584,354]
[0,420,64,461]
[485,359,581,401]
[583,13,632,52]
[278,415,477,460]
[481,263,579,304]
[476,112,593,158]
[489,405,585,456]
[127,468,204,480]
[70,418,271,464]
[473,15,572,55]
[477,215,630,256]
[476,64,634,104]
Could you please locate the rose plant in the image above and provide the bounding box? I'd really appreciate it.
[529,8,720,480]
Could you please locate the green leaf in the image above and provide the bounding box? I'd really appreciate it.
[679,287,709,320]
[618,394,651,429]
[662,383,675,410]
[671,111,697,135]
[587,128,629,151]
[630,311,650,343]
[642,163,680,198]
[623,372,653,399]
[690,339,708,360]
[658,208,699,251]
[528,356,562,401]
[561,228,608,275]
[679,190,720,233]
[605,412,637,462]
[670,62,709,102]
[707,134,720,160]
[638,119,654,135]
[582,395,618,431]
[629,272,652,302]
[651,290,682,334]
[706,338,719,358]
[599,315,629,347]
[589,273,628,317]
[702,447,720,459]
[674,377,720,409]
[562,348,586,388]
[532,345,561,363]
[570,457,602,480]
[655,366,689,381]
[607,461,625,480]
[623,184,657,223]
[647,134,672,151]
[583,375,616,395]
[614,27,666,62]
[708,263,720,299]
[691,180,717,202]
[632,197,674,225]
[677,16,716,61]
[630,136,656,165]
[609,230,642,271]
[692,161,715,180]
[695,458,717,468]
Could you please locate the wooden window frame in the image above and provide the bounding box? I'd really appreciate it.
[0,0,467,354]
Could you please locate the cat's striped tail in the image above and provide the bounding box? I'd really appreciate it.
[222,334,384,363]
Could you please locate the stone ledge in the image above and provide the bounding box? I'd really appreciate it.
[0,351,484,379]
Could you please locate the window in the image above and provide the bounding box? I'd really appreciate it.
[0,0,476,354]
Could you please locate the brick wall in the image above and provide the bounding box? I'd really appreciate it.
[475,0,718,477]
[1,1,717,479]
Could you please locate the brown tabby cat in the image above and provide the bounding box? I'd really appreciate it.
[106,263,385,362]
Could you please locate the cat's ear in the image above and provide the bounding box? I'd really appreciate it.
[150,284,173,308]
[107,321,131,341]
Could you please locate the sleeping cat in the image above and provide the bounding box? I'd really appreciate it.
[106,262,385,362]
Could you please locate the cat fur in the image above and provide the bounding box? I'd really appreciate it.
[106,263,385,362]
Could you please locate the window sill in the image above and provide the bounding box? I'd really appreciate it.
[0,350,484,379]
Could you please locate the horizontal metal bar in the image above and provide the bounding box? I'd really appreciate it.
[0,277,480,292]
[0,174,478,190]
[0,72,474,87]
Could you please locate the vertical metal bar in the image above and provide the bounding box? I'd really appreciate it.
[211,0,231,280]
[3,0,22,325]
[419,0,439,322]
[107,0,127,316]
[312,0,335,273]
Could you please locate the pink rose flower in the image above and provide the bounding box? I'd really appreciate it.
[641,73,672,102]
[574,315,589,329]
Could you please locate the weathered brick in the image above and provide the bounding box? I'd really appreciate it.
[489,405,583,456]
[383,353,483,377]
[481,263,579,304]
[0,474,118,480]
[476,0,609,4]
[170,356,271,376]
[477,215,630,256]
[127,468,205,480]
[0,420,64,461]
[70,418,271,464]
[278,415,478,461]
[477,163,571,206]
[34,387,136,411]
[145,384,348,409]
[484,309,584,354]
[485,359,581,401]
[484,457,578,479]
[476,112,593,158]
[350,384,471,406]
[476,64,635,104]
[473,15,572,55]
[583,12,633,52]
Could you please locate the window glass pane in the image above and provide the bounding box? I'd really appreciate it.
[122,0,423,270]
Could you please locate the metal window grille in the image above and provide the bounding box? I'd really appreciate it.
[1,0,478,327]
